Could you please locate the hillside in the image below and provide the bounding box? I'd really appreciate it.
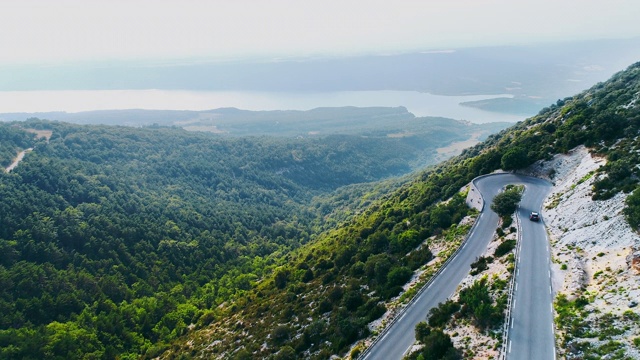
[159,62,640,359]
[0,115,500,359]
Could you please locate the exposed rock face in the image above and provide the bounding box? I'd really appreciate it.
[523,145,640,359]
[566,254,588,298]
[465,182,483,212]
[627,245,640,275]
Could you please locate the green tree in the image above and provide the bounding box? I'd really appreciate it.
[420,328,459,360]
[501,146,528,170]
[625,187,640,230]
[44,321,104,359]
[386,266,412,287]
[490,188,522,218]
[415,321,431,343]
[427,300,460,328]
[274,269,290,289]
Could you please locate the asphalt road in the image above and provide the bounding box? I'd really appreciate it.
[361,173,553,360]
[507,179,555,360]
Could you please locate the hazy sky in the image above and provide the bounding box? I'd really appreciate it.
[1,0,640,65]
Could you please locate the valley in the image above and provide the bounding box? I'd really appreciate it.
[0,113,504,359]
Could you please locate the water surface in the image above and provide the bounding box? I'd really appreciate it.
[0,90,527,123]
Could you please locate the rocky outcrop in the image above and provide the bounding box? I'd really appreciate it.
[565,254,588,299]
[627,245,640,275]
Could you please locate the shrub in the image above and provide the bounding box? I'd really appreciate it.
[419,328,459,360]
[415,321,431,343]
[459,279,502,330]
[271,325,291,346]
[428,300,461,328]
[494,240,516,257]
[387,266,413,287]
[342,290,363,311]
[274,269,290,289]
[470,256,493,275]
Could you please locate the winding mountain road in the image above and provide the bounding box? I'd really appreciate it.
[361,173,553,360]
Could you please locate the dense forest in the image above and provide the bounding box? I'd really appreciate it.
[161,62,640,359]
[0,115,496,359]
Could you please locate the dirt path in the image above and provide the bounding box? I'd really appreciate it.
[6,148,33,172]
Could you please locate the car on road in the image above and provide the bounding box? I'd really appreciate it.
[529,212,540,221]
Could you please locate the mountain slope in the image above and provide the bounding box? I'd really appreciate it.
[162,62,640,359]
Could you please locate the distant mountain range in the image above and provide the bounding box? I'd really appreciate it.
[0,106,509,138]
[2,38,640,115]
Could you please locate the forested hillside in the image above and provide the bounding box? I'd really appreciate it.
[0,126,38,168]
[163,62,640,359]
[0,116,493,359]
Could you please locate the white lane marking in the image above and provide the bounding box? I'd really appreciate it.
[402,344,413,358]
[514,298,517,308]
[380,332,389,342]
[511,317,514,329]
[517,268,520,276]
[462,242,467,249]
[549,286,552,294]
[515,282,518,291]
[509,340,512,353]
[548,270,551,278]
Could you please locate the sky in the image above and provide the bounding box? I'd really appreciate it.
[1,0,640,65]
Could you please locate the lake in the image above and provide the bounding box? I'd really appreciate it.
[0,90,528,123]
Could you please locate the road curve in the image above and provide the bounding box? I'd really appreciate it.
[361,173,553,360]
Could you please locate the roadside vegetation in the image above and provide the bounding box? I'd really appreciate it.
[554,294,640,359]
[407,215,518,359]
